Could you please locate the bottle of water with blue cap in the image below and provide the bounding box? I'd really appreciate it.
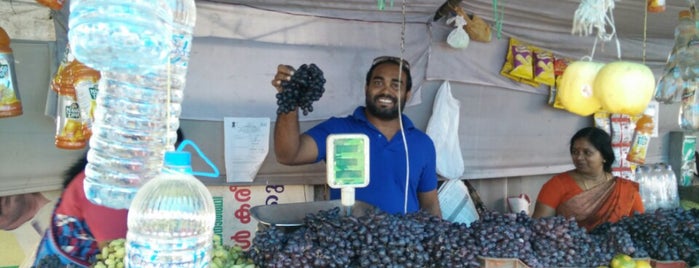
[125,140,219,267]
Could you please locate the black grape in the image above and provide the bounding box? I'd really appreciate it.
[276,63,326,116]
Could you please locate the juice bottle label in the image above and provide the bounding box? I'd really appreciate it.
[0,54,22,117]
[56,95,87,149]
[75,78,99,129]
[627,132,651,164]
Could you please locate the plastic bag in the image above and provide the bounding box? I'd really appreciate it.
[464,14,492,43]
[506,194,531,214]
[438,179,479,226]
[446,15,470,49]
[426,81,464,180]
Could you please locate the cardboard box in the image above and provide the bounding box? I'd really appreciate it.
[478,257,530,268]
[207,184,314,251]
[651,259,688,268]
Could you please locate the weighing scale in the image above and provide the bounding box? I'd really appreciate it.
[326,134,371,210]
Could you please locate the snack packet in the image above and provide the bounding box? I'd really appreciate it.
[510,45,534,80]
[534,50,555,86]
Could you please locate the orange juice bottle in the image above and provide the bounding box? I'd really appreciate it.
[627,113,654,164]
[72,62,100,141]
[35,0,65,11]
[55,62,87,150]
[647,0,666,13]
[0,26,23,118]
[51,44,76,93]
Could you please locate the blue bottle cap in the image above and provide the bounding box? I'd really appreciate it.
[164,151,192,167]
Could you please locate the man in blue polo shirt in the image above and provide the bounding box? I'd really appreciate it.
[271,56,441,217]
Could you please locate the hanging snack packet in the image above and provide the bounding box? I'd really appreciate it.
[533,50,555,86]
[510,45,534,80]
[500,38,540,87]
[500,38,522,82]
[553,56,571,78]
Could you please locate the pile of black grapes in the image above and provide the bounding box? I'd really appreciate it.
[276,63,326,116]
[246,207,699,267]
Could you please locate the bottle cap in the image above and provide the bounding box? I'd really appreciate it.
[164,151,192,166]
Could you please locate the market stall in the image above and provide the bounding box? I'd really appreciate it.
[1,0,699,267]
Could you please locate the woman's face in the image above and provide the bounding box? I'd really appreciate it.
[570,138,605,175]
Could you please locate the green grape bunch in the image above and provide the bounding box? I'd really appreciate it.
[92,239,126,268]
[211,234,256,268]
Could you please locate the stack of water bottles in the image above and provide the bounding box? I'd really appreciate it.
[68,0,197,209]
[632,163,680,212]
[125,147,216,267]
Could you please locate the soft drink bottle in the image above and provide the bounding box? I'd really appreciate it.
[0,26,22,118]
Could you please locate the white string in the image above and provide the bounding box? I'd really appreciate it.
[572,0,615,41]
[397,0,410,214]
[576,0,620,61]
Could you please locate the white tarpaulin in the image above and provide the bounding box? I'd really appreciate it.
[0,0,686,195]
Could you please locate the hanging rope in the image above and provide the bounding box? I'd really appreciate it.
[398,0,411,215]
[376,0,394,10]
[492,0,504,39]
[642,1,648,64]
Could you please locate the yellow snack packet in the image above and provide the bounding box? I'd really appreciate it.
[510,45,534,80]
[534,50,555,86]
[500,39,520,81]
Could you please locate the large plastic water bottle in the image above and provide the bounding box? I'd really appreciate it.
[83,0,196,209]
[663,164,680,208]
[162,0,196,129]
[125,151,215,267]
[635,165,658,212]
[83,72,178,209]
[68,0,173,74]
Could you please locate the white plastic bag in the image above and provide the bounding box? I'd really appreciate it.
[446,15,470,49]
[438,179,479,226]
[507,194,532,214]
[426,81,464,180]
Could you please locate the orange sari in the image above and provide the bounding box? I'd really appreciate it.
[557,177,642,230]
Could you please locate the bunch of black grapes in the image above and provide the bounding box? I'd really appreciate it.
[529,215,597,267]
[601,208,699,266]
[247,207,442,267]
[468,211,542,268]
[246,206,699,267]
[276,63,326,116]
[247,225,288,266]
[408,211,480,268]
[589,223,648,261]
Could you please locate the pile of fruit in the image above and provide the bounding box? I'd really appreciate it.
[92,239,125,268]
[246,207,699,267]
[211,235,256,268]
[89,236,255,268]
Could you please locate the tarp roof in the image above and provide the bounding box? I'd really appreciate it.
[2,0,687,42]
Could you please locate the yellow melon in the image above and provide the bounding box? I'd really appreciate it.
[593,61,656,115]
[557,61,605,116]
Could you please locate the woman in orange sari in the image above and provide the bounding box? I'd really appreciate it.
[532,127,644,231]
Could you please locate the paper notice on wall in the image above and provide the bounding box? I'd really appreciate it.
[208,185,314,250]
[223,117,270,182]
